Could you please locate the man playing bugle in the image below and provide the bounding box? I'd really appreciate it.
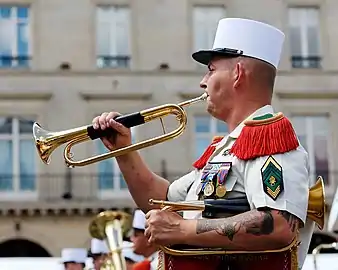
[92,18,314,270]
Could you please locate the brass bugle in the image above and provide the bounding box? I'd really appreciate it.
[150,176,326,230]
[33,93,208,167]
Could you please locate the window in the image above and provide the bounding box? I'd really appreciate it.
[0,6,31,68]
[194,115,228,159]
[96,6,131,68]
[193,6,226,54]
[288,7,321,68]
[0,117,36,196]
[291,115,330,185]
[96,128,137,193]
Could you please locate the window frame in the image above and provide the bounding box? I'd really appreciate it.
[279,97,337,198]
[288,6,321,68]
[95,4,131,69]
[290,115,330,187]
[0,117,37,200]
[0,5,32,68]
[192,5,226,63]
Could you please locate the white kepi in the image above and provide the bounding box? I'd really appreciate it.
[192,18,285,68]
[132,209,146,230]
[61,248,87,264]
[90,238,109,254]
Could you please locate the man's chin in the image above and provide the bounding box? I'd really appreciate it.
[206,105,215,116]
[133,249,143,256]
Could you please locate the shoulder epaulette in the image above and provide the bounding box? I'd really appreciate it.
[229,113,299,160]
[192,136,224,169]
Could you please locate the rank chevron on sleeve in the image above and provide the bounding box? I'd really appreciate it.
[261,155,284,201]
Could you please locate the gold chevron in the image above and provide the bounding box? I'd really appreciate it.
[267,186,281,199]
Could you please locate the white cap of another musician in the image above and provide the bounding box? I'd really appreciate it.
[192,18,285,69]
[61,248,87,264]
[90,238,109,254]
[132,209,146,230]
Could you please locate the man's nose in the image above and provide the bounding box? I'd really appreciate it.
[199,75,208,89]
[200,81,207,89]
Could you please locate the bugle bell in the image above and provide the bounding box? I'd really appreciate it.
[89,210,132,270]
[33,93,208,167]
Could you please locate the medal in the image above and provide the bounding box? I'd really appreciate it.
[216,185,227,198]
[203,182,215,197]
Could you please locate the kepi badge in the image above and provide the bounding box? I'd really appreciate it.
[261,155,284,201]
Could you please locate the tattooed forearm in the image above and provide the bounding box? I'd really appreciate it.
[245,210,274,235]
[196,209,274,241]
[277,211,299,232]
[216,222,241,240]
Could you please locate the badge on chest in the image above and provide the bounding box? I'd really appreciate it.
[197,162,232,199]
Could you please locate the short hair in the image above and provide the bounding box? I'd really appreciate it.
[239,57,277,92]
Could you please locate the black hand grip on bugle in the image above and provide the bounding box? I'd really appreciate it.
[202,196,251,218]
[87,112,145,140]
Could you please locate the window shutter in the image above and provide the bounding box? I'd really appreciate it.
[193,7,208,51]
[206,7,225,48]
[115,7,130,56]
[306,8,320,56]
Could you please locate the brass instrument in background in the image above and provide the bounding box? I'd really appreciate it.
[149,176,326,257]
[33,93,208,167]
[312,242,338,270]
[89,210,132,270]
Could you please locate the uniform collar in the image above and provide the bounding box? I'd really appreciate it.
[229,105,274,139]
[214,105,274,151]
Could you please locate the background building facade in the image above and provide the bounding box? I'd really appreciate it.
[0,0,337,256]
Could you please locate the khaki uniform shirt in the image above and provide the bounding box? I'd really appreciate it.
[167,105,314,269]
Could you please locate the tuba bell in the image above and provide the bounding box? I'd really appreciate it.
[89,210,132,270]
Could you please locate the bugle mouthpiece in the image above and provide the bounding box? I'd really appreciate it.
[201,92,208,100]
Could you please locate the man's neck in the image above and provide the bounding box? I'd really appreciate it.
[226,102,271,132]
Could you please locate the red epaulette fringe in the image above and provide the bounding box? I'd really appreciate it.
[230,113,299,160]
[192,136,224,169]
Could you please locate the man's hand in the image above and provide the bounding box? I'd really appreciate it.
[144,209,190,246]
[92,111,132,151]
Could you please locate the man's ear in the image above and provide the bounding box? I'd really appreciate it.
[233,62,244,89]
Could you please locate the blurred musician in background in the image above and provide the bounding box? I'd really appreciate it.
[61,248,87,270]
[88,238,109,270]
[131,209,158,270]
[122,240,145,270]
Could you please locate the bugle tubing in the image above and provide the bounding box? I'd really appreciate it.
[33,93,208,168]
[150,176,326,230]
